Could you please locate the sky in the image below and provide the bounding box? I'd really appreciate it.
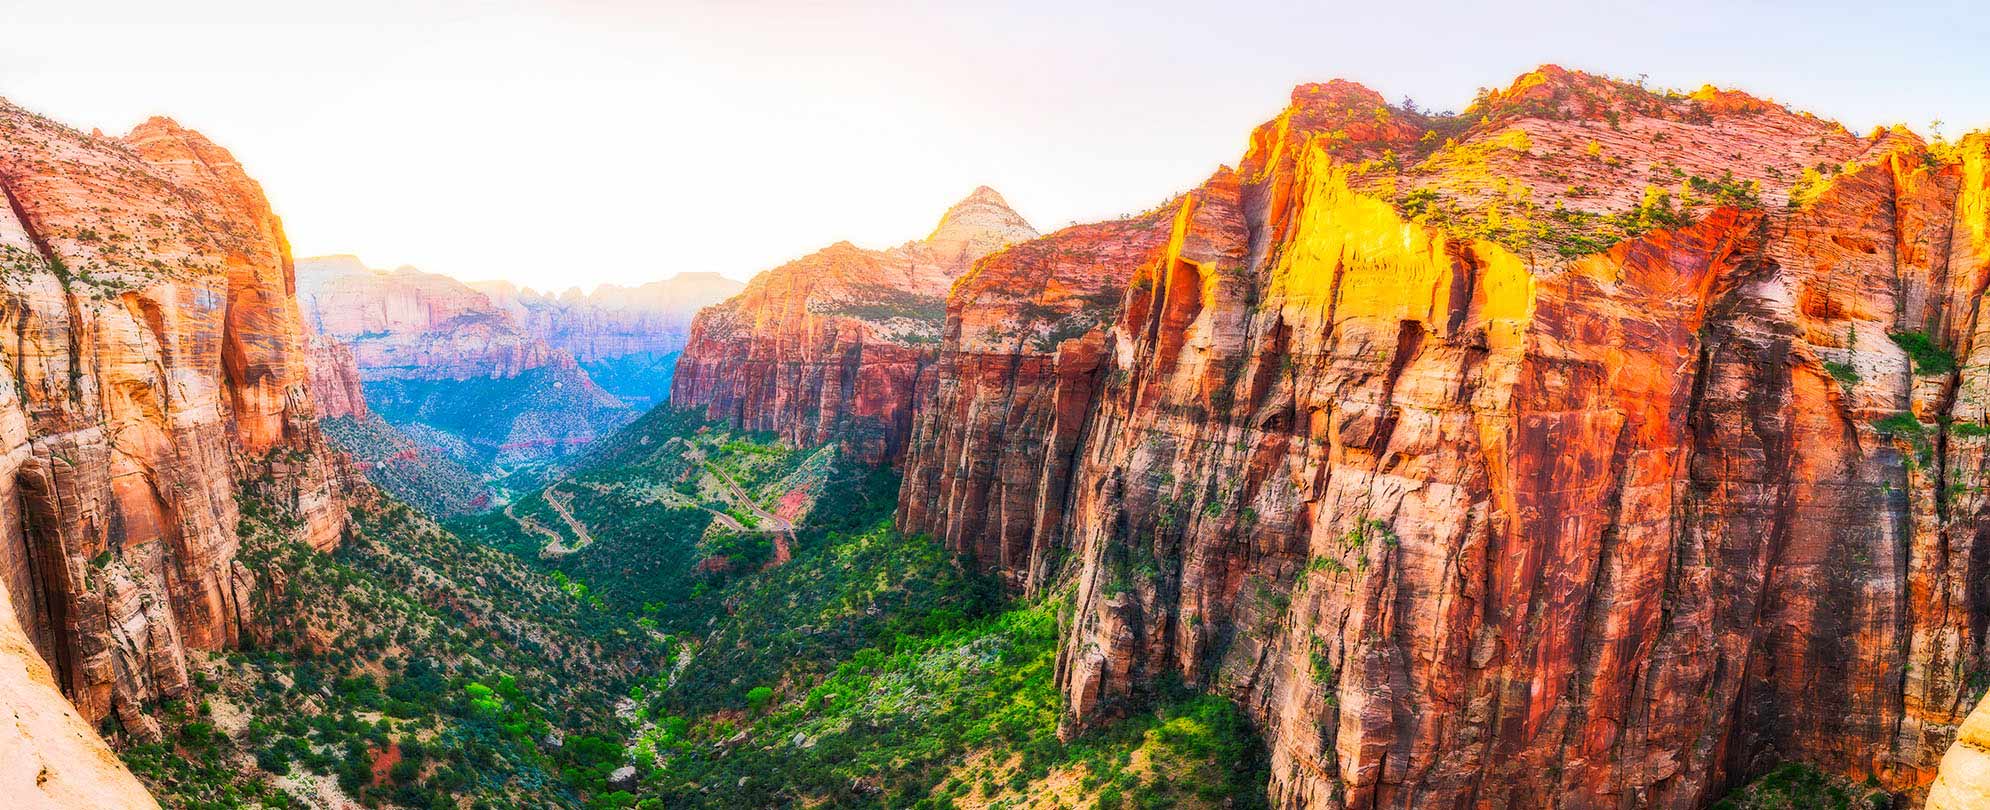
[3,1,1989,291]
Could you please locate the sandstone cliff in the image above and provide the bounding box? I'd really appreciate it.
[1929,693,1990,810]
[672,187,1038,463]
[306,333,369,419]
[0,97,346,766]
[0,582,157,809]
[896,68,1990,807]
[897,205,1180,588]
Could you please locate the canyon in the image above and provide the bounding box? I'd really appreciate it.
[694,67,1990,807]
[297,257,738,470]
[6,62,1990,810]
[296,255,632,467]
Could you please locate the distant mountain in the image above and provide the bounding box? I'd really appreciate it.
[671,186,1039,462]
[473,272,741,408]
[296,255,633,468]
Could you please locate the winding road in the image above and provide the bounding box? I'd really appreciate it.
[701,461,794,567]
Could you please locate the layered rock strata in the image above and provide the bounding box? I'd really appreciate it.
[895,68,1990,807]
[897,206,1180,588]
[673,187,1038,463]
[0,100,346,746]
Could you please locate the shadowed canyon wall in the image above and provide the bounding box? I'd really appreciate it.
[0,99,348,802]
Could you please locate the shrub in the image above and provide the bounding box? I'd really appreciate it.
[1890,331,1957,376]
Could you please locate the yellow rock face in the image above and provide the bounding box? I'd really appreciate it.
[1929,694,1990,810]
[0,584,158,810]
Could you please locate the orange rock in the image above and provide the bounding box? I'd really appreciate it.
[673,187,1037,464]
[0,97,346,742]
[898,202,1178,587]
[890,68,1990,807]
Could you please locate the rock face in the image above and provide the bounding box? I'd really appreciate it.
[1929,693,1990,810]
[672,187,1038,463]
[896,68,1990,807]
[0,97,346,754]
[897,206,1179,588]
[307,334,369,419]
[0,582,157,809]
[297,256,633,464]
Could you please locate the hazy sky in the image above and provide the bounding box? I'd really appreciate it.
[4,1,1988,291]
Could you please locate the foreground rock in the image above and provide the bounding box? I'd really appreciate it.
[0,584,156,809]
[672,187,1038,463]
[0,99,349,798]
[1929,694,1990,810]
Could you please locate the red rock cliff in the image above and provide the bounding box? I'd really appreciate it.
[0,101,346,745]
[307,334,369,419]
[897,205,1179,588]
[672,187,1037,463]
[900,68,1990,807]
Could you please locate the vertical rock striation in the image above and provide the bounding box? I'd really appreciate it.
[894,68,1990,807]
[306,334,369,420]
[672,187,1037,463]
[897,205,1180,588]
[0,100,346,744]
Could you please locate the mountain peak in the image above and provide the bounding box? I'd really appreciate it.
[925,186,1039,264]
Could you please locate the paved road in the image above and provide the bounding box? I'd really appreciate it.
[702,461,794,567]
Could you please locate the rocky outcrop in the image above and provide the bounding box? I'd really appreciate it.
[0,582,157,809]
[1929,693,1990,810]
[0,97,346,751]
[296,255,634,464]
[897,206,1179,588]
[307,334,369,419]
[892,68,1990,807]
[673,187,1037,463]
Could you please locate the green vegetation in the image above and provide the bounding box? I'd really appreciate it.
[124,477,665,809]
[815,284,949,326]
[321,413,490,515]
[1709,763,1889,810]
[1823,360,1860,387]
[1889,330,1957,376]
[136,410,1271,809]
[638,598,1267,809]
[364,359,635,468]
